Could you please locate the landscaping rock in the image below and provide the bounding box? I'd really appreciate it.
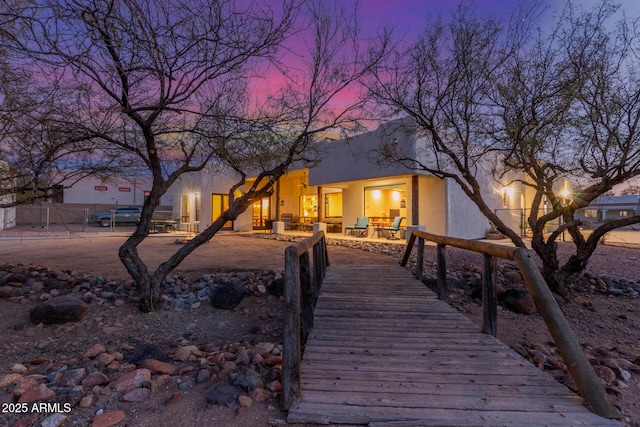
[209,283,249,310]
[29,296,88,324]
[206,383,244,408]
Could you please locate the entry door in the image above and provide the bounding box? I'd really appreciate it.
[252,197,271,229]
[211,194,232,230]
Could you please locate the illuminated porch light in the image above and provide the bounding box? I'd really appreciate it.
[372,189,381,199]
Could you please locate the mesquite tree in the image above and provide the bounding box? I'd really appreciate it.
[366,2,640,297]
[3,0,388,311]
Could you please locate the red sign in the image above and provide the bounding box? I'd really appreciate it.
[119,187,131,192]
[95,186,108,191]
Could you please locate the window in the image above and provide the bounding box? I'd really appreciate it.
[211,193,231,229]
[584,209,598,218]
[299,195,317,218]
[620,210,629,217]
[181,194,190,222]
[324,192,342,217]
[364,185,407,219]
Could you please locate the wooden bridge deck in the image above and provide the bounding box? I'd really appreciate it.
[287,265,621,426]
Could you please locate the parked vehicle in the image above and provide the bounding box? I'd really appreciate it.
[92,206,142,227]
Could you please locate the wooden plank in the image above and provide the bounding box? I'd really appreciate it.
[287,264,622,427]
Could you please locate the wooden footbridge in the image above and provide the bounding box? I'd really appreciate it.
[281,232,622,426]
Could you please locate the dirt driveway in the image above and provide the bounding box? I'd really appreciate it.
[0,231,397,279]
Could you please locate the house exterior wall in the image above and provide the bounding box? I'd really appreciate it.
[574,195,640,224]
[419,176,446,235]
[173,169,256,232]
[0,203,16,230]
[310,121,493,238]
[63,176,163,206]
[445,179,491,239]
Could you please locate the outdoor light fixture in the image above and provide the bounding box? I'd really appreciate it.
[324,195,329,204]
[400,199,406,208]
[280,199,284,207]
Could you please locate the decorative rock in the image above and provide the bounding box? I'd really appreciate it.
[593,365,617,384]
[251,388,271,402]
[503,270,524,284]
[195,369,211,383]
[82,372,110,387]
[11,364,28,374]
[165,392,182,405]
[124,343,169,364]
[41,413,67,427]
[172,345,198,362]
[140,359,178,375]
[502,289,537,314]
[238,395,253,408]
[231,367,263,392]
[58,368,86,387]
[209,283,249,310]
[91,410,126,427]
[265,380,282,392]
[254,342,275,356]
[79,395,93,408]
[0,373,22,388]
[121,387,151,402]
[111,369,151,392]
[29,296,88,324]
[84,343,106,359]
[96,353,116,367]
[18,384,55,403]
[206,383,244,408]
[263,355,282,367]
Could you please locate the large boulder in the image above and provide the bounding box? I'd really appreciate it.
[209,283,249,310]
[502,289,537,314]
[29,296,88,324]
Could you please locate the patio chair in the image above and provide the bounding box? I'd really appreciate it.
[344,216,369,237]
[382,216,403,240]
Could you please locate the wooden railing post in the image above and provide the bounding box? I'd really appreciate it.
[436,243,447,300]
[416,237,424,281]
[399,229,620,420]
[282,231,329,411]
[282,246,301,410]
[482,254,497,336]
[513,248,620,420]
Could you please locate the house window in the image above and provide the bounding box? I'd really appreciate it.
[620,210,629,217]
[364,185,407,220]
[253,197,271,228]
[584,209,598,218]
[211,193,231,229]
[181,194,190,222]
[299,195,317,218]
[325,192,342,217]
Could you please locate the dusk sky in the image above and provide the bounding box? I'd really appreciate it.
[358,0,640,36]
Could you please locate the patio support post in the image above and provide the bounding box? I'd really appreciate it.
[411,175,419,225]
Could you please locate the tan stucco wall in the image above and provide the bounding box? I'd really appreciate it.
[419,176,447,235]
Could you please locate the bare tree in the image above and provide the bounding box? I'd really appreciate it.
[1,8,129,206]
[4,0,388,311]
[366,1,640,297]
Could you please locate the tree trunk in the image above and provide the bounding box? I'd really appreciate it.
[119,196,253,312]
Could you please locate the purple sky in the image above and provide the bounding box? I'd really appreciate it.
[359,0,640,37]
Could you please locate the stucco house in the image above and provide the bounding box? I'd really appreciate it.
[173,120,506,239]
[574,194,640,225]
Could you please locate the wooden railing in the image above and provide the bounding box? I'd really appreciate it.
[401,230,619,420]
[282,231,329,410]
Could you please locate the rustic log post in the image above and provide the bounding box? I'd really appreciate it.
[400,231,417,267]
[436,243,447,300]
[282,231,329,410]
[416,237,424,281]
[513,248,620,420]
[300,251,313,344]
[282,246,301,410]
[482,254,497,336]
